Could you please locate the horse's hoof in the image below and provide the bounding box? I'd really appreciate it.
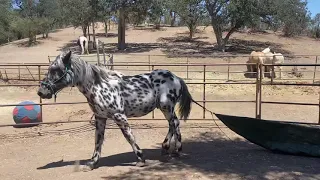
[161,149,169,156]
[171,152,181,158]
[82,161,96,172]
[136,161,146,167]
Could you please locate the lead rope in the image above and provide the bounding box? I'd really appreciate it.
[191,99,232,141]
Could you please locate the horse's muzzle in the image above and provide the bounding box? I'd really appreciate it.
[37,87,53,99]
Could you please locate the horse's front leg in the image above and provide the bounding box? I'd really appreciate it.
[86,117,107,170]
[113,113,146,167]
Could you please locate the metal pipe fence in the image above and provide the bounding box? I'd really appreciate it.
[0,61,319,128]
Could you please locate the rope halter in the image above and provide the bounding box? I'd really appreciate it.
[40,66,73,102]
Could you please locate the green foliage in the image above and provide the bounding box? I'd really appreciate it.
[172,0,207,38]
[205,0,311,51]
[0,0,13,43]
[309,13,320,38]
[274,0,310,37]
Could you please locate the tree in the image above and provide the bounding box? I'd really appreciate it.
[0,0,13,43]
[173,0,206,39]
[274,0,310,37]
[205,0,266,51]
[36,0,62,38]
[147,0,166,29]
[310,13,320,38]
[97,0,113,37]
[59,0,92,37]
[108,0,152,50]
[205,0,310,51]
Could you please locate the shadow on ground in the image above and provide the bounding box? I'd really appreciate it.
[100,35,293,59]
[57,40,82,54]
[37,132,320,180]
[55,32,293,60]
[227,38,293,56]
[91,33,119,38]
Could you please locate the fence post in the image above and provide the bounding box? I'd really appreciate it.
[38,66,43,122]
[255,63,260,119]
[227,58,230,81]
[148,55,151,71]
[318,93,320,124]
[258,63,263,119]
[18,65,20,80]
[203,65,206,119]
[271,55,275,84]
[186,57,189,79]
[313,56,318,84]
[152,65,155,119]
[96,39,100,65]
[102,42,106,66]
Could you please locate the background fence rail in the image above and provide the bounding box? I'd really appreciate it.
[0,58,319,127]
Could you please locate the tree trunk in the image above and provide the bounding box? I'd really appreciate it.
[118,8,126,50]
[155,17,161,29]
[82,25,87,37]
[87,25,90,41]
[45,32,49,38]
[188,24,194,39]
[104,20,108,37]
[212,24,224,52]
[92,22,96,49]
[170,11,176,27]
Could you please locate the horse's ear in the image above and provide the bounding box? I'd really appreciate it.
[62,51,72,66]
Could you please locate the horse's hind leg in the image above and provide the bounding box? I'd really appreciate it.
[113,113,146,167]
[86,118,107,170]
[159,98,182,157]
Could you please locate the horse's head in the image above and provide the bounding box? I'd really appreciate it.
[37,51,75,99]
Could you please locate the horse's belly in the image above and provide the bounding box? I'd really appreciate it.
[124,96,156,118]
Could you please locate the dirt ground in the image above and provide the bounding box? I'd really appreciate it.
[0,24,320,180]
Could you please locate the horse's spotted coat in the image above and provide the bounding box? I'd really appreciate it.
[37,51,193,170]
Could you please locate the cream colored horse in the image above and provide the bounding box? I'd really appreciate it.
[246,47,272,78]
[246,47,284,79]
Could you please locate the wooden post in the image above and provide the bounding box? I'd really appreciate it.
[96,39,100,66]
[148,55,151,71]
[111,55,114,70]
[102,42,106,66]
[313,56,318,84]
[4,69,8,81]
[38,66,43,122]
[18,65,21,80]
[227,58,230,81]
[203,65,206,119]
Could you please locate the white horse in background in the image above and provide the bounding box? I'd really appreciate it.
[265,52,284,78]
[77,36,89,55]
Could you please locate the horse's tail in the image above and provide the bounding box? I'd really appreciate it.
[178,77,192,121]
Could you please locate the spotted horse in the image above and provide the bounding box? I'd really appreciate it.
[37,51,201,170]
